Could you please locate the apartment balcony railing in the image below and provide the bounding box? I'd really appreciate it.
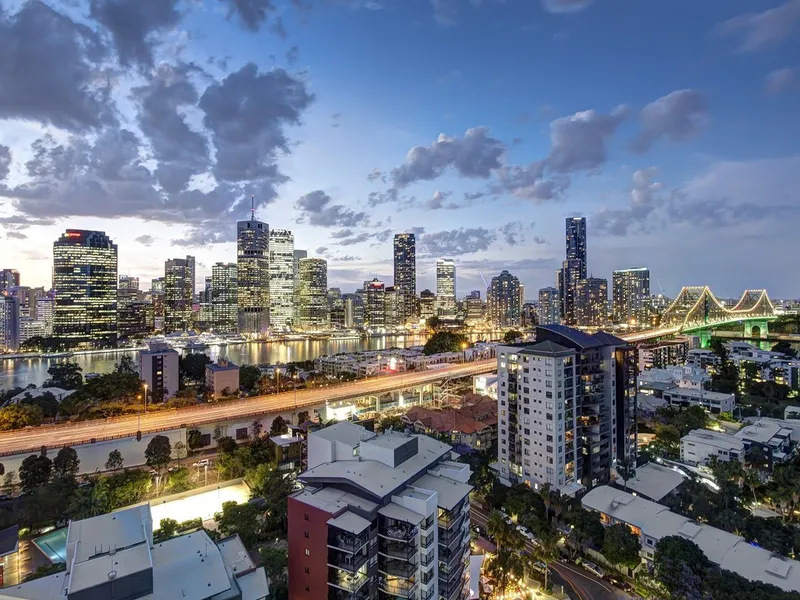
[379,538,418,561]
[378,576,418,598]
[438,526,465,553]
[439,570,466,599]
[329,530,370,554]
[378,555,418,579]
[328,548,369,573]
[328,568,369,593]
[379,520,418,542]
[330,586,371,600]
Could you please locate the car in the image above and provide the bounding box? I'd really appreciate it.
[78,481,92,489]
[532,561,548,573]
[195,459,211,467]
[580,560,606,578]
[604,575,633,591]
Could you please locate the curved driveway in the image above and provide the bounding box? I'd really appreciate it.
[0,359,495,456]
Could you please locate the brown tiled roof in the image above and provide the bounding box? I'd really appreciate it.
[403,395,497,435]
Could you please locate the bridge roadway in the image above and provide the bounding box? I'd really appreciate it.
[0,359,496,456]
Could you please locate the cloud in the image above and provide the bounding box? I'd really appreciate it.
[532,236,547,244]
[367,188,406,207]
[546,106,628,172]
[131,63,210,194]
[6,230,27,240]
[541,0,594,13]
[499,221,526,246]
[0,2,115,132]
[0,146,10,181]
[419,227,497,256]
[765,68,798,95]
[630,90,708,153]
[367,168,383,182]
[337,232,371,246]
[464,191,487,200]
[331,254,359,262]
[219,0,278,32]
[390,127,505,188]
[199,63,314,184]
[315,246,329,255]
[424,190,460,210]
[89,0,181,69]
[331,228,355,239]
[593,167,664,236]
[495,161,569,202]
[135,234,155,246]
[286,45,299,65]
[715,0,800,52]
[295,190,368,227]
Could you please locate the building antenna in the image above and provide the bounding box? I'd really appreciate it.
[250,194,255,221]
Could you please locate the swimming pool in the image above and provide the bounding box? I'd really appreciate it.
[33,528,68,564]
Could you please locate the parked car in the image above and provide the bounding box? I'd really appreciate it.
[532,561,548,573]
[194,459,211,467]
[579,560,606,578]
[604,575,633,591]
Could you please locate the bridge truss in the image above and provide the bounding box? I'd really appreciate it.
[659,286,775,331]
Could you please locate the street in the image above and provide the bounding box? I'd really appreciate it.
[470,501,633,600]
[0,359,494,455]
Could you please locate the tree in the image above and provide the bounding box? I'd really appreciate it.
[53,447,80,478]
[20,392,59,419]
[772,341,797,359]
[173,441,187,459]
[270,415,288,436]
[745,444,768,471]
[426,315,442,332]
[179,353,211,383]
[215,501,265,548]
[602,523,641,569]
[568,508,605,553]
[105,450,124,472]
[187,429,203,450]
[157,517,179,539]
[165,468,191,493]
[2,471,16,492]
[503,330,523,343]
[216,436,238,454]
[654,535,708,598]
[422,331,468,355]
[652,424,681,458]
[19,454,52,492]
[44,362,83,389]
[296,410,309,424]
[145,435,172,472]
[260,547,288,600]
[115,355,138,375]
[376,414,404,433]
[239,365,262,393]
[0,403,44,430]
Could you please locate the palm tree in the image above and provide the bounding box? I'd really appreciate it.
[487,510,524,553]
[745,445,767,471]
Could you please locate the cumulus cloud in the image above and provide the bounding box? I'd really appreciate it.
[6,231,28,240]
[90,0,181,69]
[419,227,497,256]
[715,0,800,52]
[765,68,798,95]
[495,161,569,201]
[547,106,628,172]
[219,0,278,32]
[425,190,460,210]
[541,0,594,13]
[630,90,708,154]
[499,221,527,246]
[0,2,115,132]
[0,146,10,181]
[367,168,383,182]
[336,232,371,246]
[295,190,368,227]
[390,127,505,188]
[593,168,664,236]
[135,234,155,246]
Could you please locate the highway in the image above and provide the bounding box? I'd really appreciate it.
[0,359,495,456]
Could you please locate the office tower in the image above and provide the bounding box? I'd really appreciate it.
[612,267,651,325]
[521,303,537,327]
[496,324,636,492]
[538,287,560,325]
[164,256,195,333]
[269,229,295,330]
[53,230,118,346]
[393,233,417,324]
[576,277,608,327]
[488,270,521,327]
[151,277,165,293]
[328,288,345,328]
[288,421,473,600]
[36,296,54,336]
[384,286,400,327]
[419,289,436,321]
[139,342,180,401]
[211,262,238,333]
[297,258,328,329]
[199,276,213,303]
[0,292,20,352]
[559,217,587,325]
[436,258,456,317]
[237,208,269,334]
[0,269,20,290]
[364,278,386,329]
[118,301,152,339]
[465,291,484,324]
[118,275,140,307]
[342,292,364,328]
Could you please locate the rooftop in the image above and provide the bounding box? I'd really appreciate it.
[270,434,302,447]
[206,361,240,372]
[413,473,472,511]
[311,421,376,447]
[68,504,150,563]
[536,324,627,350]
[663,388,734,401]
[0,525,19,557]
[292,486,379,516]
[736,418,800,444]
[517,340,573,355]
[620,462,685,501]
[682,429,743,451]
[328,511,372,535]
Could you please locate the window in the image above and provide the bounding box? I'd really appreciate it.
[304,513,309,521]
[304,531,309,538]
[305,585,310,592]
[305,549,310,556]
[304,567,310,574]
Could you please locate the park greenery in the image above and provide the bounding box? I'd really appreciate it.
[422,331,469,355]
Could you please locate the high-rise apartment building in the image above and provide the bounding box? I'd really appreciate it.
[488,270,521,327]
[559,217,587,325]
[576,277,608,327]
[0,292,20,352]
[612,267,651,325]
[419,289,436,322]
[288,421,473,600]
[465,291,484,324]
[393,233,417,324]
[164,256,195,333]
[211,262,238,333]
[297,258,328,329]
[269,229,295,329]
[36,296,54,336]
[436,258,456,318]
[53,230,118,346]
[139,342,180,402]
[538,287,560,325]
[364,278,386,329]
[566,216,587,268]
[496,324,636,493]
[384,286,401,327]
[237,212,269,334]
[0,269,20,290]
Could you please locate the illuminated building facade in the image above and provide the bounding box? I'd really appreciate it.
[212,262,238,333]
[269,229,295,329]
[297,258,328,329]
[488,270,521,327]
[53,229,118,346]
[538,287,560,325]
[0,269,20,290]
[576,277,608,327]
[237,216,269,334]
[419,289,436,322]
[393,233,416,324]
[164,256,195,333]
[0,292,19,352]
[436,258,456,317]
[612,267,651,325]
[364,278,386,329]
[558,217,587,325]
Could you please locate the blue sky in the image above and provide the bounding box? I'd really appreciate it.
[0,0,798,299]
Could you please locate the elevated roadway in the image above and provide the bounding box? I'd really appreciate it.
[0,359,496,456]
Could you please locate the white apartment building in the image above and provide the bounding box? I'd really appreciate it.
[681,429,745,465]
[662,387,735,414]
[138,342,180,401]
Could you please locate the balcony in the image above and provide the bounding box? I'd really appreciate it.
[379,518,418,542]
[331,587,371,600]
[329,530,370,554]
[438,527,465,553]
[379,576,418,598]
[439,571,466,599]
[379,538,418,561]
[379,555,417,579]
[329,547,369,573]
[328,567,369,593]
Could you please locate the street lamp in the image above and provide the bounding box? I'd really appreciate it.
[462,342,468,363]
[143,383,148,414]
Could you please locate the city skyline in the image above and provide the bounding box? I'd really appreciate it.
[0,1,797,297]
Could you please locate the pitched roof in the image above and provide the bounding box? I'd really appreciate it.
[403,397,498,435]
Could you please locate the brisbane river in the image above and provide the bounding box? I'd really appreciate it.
[0,331,500,391]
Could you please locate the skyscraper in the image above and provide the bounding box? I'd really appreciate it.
[566,216,587,270]
[164,256,195,333]
[613,267,651,325]
[211,262,238,333]
[537,287,560,325]
[297,258,328,329]
[436,258,456,317]
[559,217,587,325]
[465,291,484,324]
[237,205,269,335]
[293,249,307,326]
[0,292,20,352]
[488,270,521,327]
[419,289,436,322]
[393,233,416,324]
[53,230,118,346]
[576,277,608,327]
[0,269,20,290]
[118,275,139,307]
[269,229,295,329]
[364,278,386,329]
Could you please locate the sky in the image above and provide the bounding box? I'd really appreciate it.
[0,0,798,300]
